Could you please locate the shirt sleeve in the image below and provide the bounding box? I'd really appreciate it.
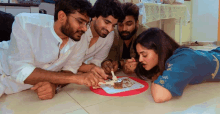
[62,39,87,74]
[136,23,149,35]
[7,14,36,84]
[153,53,197,97]
[89,31,115,67]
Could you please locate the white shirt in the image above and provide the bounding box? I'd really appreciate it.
[0,13,87,96]
[82,27,114,67]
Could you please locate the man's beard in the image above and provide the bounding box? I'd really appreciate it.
[61,19,85,41]
[94,20,109,38]
[119,27,137,40]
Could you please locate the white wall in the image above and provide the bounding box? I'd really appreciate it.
[191,0,219,42]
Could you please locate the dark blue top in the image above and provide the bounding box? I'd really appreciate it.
[154,47,220,96]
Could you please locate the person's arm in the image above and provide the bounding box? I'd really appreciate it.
[151,82,172,103]
[78,63,96,73]
[24,39,88,85]
[151,54,196,103]
[24,68,81,85]
[7,14,38,84]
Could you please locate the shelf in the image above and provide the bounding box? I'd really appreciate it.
[0,3,39,7]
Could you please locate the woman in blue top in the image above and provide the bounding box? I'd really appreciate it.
[134,28,220,103]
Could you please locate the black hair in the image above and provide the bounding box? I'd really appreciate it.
[119,2,139,22]
[54,0,92,21]
[134,28,180,80]
[91,0,123,19]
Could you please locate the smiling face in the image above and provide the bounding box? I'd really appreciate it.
[136,43,159,71]
[93,15,118,38]
[61,11,90,41]
[118,16,138,40]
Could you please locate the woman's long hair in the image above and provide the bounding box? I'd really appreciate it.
[134,28,180,80]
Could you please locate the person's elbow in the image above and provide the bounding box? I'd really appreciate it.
[151,83,172,103]
[152,94,172,103]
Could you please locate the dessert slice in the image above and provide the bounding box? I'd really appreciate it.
[113,79,123,89]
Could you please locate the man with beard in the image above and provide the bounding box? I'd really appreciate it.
[101,2,149,74]
[77,0,123,73]
[0,0,108,100]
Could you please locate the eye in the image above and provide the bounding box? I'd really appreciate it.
[126,23,133,26]
[105,20,110,24]
[78,20,83,24]
[142,54,147,57]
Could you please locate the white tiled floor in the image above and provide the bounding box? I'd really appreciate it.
[1,46,220,114]
[1,72,220,114]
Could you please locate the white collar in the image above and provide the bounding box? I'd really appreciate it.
[50,20,63,47]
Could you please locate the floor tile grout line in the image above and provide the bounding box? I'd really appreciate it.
[65,91,90,114]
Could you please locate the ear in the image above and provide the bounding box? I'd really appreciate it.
[57,11,67,23]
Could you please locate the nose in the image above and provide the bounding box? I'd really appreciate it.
[139,55,143,63]
[106,25,114,33]
[81,25,87,32]
[122,25,128,31]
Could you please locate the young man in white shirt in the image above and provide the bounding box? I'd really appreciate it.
[77,0,123,73]
[0,0,108,100]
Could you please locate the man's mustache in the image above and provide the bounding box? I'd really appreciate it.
[76,30,85,35]
[120,31,130,35]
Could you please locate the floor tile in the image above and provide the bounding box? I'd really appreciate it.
[65,108,88,114]
[84,83,219,114]
[63,84,118,107]
[84,91,185,114]
[0,89,82,114]
[186,82,220,96]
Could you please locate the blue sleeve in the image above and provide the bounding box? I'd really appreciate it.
[154,54,197,96]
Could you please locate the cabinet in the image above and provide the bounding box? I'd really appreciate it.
[0,6,5,12]
[0,4,39,16]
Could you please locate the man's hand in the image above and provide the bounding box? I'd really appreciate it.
[123,58,138,74]
[90,66,109,79]
[77,72,106,87]
[101,60,118,74]
[31,82,56,100]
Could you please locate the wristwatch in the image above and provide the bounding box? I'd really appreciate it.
[55,85,62,94]
[55,84,69,94]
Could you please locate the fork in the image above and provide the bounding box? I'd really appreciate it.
[111,70,117,81]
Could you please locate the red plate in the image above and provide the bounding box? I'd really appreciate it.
[90,76,149,97]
